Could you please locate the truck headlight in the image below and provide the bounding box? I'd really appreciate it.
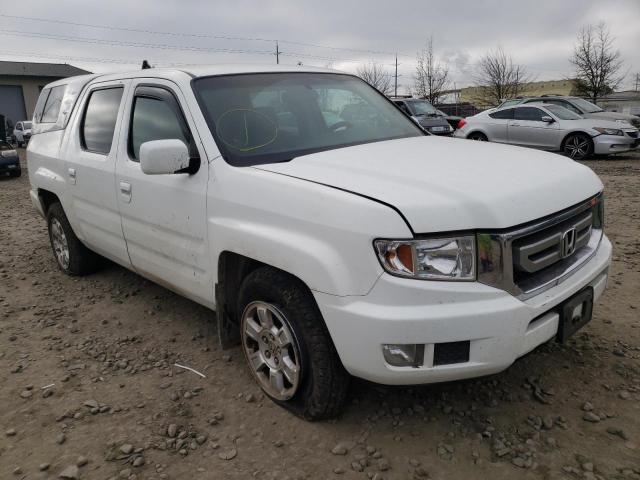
[374,236,476,280]
[0,150,17,157]
[594,127,623,136]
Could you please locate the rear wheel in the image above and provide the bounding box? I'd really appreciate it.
[47,203,101,275]
[238,267,349,420]
[563,133,593,160]
[468,132,488,141]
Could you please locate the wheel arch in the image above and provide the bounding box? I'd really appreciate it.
[560,130,594,150]
[466,129,489,140]
[215,251,320,349]
[37,189,61,215]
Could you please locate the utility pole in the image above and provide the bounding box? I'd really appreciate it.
[394,54,398,97]
[635,72,639,92]
[275,41,280,65]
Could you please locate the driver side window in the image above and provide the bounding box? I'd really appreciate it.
[514,107,545,121]
[129,88,191,161]
[394,101,411,115]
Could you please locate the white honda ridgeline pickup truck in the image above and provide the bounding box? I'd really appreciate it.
[28,65,611,419]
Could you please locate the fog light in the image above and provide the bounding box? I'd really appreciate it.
[382,344,424,367]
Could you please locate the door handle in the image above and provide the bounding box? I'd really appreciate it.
[119,181,132,203]
[68,168,76,185]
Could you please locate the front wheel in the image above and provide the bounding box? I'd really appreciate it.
[237,267,349,420]
[563,133,593,160]
[47,203,101,275]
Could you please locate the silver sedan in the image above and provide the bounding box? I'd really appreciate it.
[454,103,639,160]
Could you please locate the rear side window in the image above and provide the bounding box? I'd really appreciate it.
[33,88,50,123]
[129,96,190,160]
[514,107,545,121]
[40,85,66,123]
[81,87,123,154]
[489,108,514,120]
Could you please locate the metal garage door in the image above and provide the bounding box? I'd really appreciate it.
[0,85,27,125]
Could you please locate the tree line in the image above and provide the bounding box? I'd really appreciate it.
[356,22,629,106]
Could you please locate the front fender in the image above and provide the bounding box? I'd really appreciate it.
[208,161,412,297]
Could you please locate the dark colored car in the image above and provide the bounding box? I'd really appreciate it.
[436,109,463,129]
[391,98,453,135]
[0,141,20,177]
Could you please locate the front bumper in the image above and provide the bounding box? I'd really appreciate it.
[314,234,611,385]
[592,134,639,154]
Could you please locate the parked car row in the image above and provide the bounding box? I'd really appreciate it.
[454,97,639,160]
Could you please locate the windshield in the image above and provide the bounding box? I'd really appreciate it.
[23,121,32,129]
[193,73,423,166]
[570,98,603,113]
[544,104,583,120]
[406,100,437,116]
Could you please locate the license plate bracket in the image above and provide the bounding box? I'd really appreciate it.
[556,287,593,343]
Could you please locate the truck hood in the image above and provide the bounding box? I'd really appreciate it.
[254,136,603,233]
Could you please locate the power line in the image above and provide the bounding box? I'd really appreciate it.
[0,50,233,67]
[0,13,412,58]
[0,29,362,63]
[0,29,355,63]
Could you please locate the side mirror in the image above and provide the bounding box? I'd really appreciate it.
[541,116,554,123]
[139,139,200,175]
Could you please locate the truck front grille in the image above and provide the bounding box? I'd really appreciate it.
[477,194,603,300]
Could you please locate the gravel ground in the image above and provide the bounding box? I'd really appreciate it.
[1,148,639,480]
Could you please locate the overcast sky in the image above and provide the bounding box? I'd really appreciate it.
[1,0,639,92]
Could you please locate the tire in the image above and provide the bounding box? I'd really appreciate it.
[237,267,349,420]
[562,133,593,160]
[47,203,101,275]
[468,132,488,141]
[11,169,21,178]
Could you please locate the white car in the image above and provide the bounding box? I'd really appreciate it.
[12,120,32,147]
[27,66,611,419]
[455,103,639,159]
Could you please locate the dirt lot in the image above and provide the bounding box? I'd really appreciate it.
[1,149,639,480]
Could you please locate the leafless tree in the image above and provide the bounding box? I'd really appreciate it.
[473,47,532,106]
[571,23,625,102]
[414,37,449,104]
[357,62,392,96]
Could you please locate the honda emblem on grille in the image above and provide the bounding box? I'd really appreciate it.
[561,228,577,258]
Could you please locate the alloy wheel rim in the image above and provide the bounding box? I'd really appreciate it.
[50,218,70,269]
[565,136,589,159]
[241,301,301,401]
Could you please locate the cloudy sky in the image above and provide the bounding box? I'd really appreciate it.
[1,0,639,92]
